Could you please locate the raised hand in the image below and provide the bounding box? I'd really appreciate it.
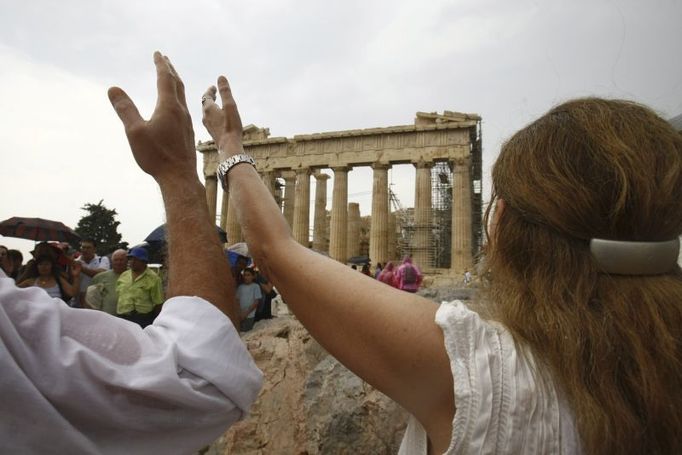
[70,261,82,279]
[201,76,245,157]
[108,51,196,185]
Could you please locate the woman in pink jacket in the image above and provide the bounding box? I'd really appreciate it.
[395,256,423,293]
[377,261,398,288]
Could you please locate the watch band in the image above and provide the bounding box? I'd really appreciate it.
[216,154,256,190]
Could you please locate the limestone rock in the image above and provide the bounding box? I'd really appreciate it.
[303,357,407,454]
[206,316,408,455]
[418,285,474,302]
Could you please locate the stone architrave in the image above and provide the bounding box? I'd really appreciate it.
[329,167,349,262]
[293,169,311,247]
[205,175,218,224]
[226,192,242,245]
[219,189,229,232]
[413,162,433,269]
[313,172,330,252]
[347,203,361,258]
[451,157,473,272]
[282,171,296,228]
[369,164,390,265]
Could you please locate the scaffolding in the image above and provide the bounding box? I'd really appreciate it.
[470,121,484,257]
[389,163,452,268]
[389,119,483,269]
[431,162,452,268]
[389,187,413,260]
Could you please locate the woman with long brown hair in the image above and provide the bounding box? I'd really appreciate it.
[200,70,681,454]
[484,98,682,454]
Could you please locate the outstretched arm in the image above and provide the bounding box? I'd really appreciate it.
[108,52,240,328]
[79,262,107,278]
[59,262,81,299]
[202,78,455,451]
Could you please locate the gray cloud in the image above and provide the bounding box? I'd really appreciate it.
[0,0,680,256]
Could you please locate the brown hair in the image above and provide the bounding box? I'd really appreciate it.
[485,98,682,454]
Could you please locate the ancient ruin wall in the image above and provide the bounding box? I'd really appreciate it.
[198,111,482,273]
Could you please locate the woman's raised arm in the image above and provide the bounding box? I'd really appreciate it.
[202,77,455,452]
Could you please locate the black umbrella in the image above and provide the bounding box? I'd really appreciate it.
[347,255,371,265]
[144,223,228,244]
[0,217,81,244]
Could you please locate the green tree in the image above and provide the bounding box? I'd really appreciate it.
[74,200,128,255]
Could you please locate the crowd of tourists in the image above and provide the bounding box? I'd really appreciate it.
[362,257,425,293]
[1,238,279,333]
[1,240,164,328]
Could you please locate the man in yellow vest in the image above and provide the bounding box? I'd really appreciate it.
[116,247,163,327]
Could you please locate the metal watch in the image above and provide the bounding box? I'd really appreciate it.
[216,154,256,190]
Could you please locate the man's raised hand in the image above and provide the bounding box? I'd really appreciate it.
[108,51,197,185]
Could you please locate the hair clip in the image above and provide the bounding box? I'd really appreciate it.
[589,238,680,275]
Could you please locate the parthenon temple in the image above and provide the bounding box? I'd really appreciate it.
[198,111,483,274]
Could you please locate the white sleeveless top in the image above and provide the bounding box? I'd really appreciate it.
[34,278,62,300]
[399,300,582,454]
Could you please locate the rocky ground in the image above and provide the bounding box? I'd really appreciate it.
[205,278,475,455]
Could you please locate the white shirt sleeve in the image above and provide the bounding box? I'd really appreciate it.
[97,255,110,270]
[0,271,263,454]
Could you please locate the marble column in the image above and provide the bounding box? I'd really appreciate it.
[369,164,389,265]
[313,172,330,252]
[226,192,242,245]
[219,189,229,232]
[198,145,218,221]
[329,167,349,262]
[274,177,284,210]
[413,161,433,269]
[261,171,276,198]
[292,168,311,246]
[347,202,361,258]
[205,175,218,225]
[282,170,296,228]
[451,157,473,273]
[388,212,397,261]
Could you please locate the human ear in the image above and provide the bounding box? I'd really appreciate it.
[490,198,506,240]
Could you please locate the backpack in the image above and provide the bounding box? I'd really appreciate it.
[402,264,417,286]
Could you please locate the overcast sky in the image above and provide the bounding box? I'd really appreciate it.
[1,0,681,258]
